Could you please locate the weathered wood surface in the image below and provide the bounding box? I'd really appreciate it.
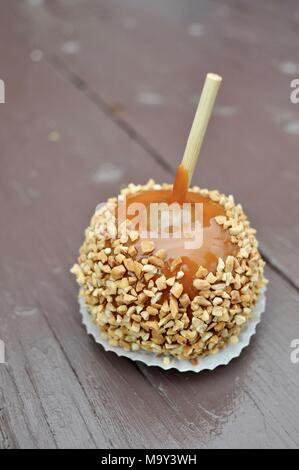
[0,0,298,449]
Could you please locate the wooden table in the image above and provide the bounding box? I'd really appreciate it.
[1,0,299,449]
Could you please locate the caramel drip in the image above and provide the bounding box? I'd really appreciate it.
[170,164,189,204]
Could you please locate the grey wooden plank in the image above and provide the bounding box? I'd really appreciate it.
[0,367,49,449]
[18,0,299,286]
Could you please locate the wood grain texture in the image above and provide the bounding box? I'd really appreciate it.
[18,0,299,285]
[0,0,298,449]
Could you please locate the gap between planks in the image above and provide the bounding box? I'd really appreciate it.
[47,54,173,175]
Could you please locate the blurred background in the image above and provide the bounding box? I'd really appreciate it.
[0,0,299,449]
[1,0,299,282]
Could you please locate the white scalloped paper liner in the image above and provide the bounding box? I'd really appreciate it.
[79,288,266,373]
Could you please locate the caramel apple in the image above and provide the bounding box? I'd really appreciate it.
[71,74,266,363]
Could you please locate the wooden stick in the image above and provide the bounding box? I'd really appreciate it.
[181,73,222,185]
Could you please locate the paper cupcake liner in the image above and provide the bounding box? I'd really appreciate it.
[79,287,266,373]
